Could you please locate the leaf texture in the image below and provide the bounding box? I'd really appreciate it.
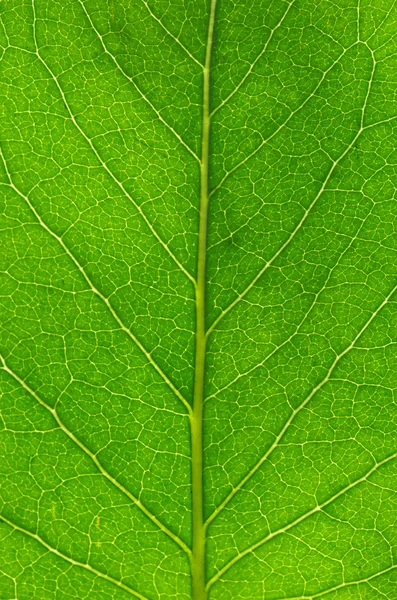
[1,0,397,599]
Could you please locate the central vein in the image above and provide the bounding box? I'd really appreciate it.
[191,1,217,598]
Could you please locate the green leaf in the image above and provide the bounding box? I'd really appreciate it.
[1,0,397,598]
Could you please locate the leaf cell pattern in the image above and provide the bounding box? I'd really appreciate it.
[1,0,397,599]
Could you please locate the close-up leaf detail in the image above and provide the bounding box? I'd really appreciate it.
[2,0,397,598]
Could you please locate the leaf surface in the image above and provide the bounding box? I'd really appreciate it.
[1,0,397,599]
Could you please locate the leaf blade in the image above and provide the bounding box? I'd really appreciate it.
[2,1,397,599]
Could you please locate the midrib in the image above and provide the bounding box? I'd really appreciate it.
[191,1,217,598]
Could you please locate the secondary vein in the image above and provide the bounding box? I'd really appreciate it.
[139,0,204,68]
[206,42,375,338]
[206,450,397,591]
[0,147,192,418]
[205,242,395,530]
[210,0,297,117]
[77,0,201,160]
[0,354,191,557]
[30,0,196,286]
[0,514,150,600]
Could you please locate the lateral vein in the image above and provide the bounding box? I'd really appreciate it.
[206,450,397,590]
[29,0,196,286]
[0,514,151,600]
[276,561,397,599]
[208,42,356,201]
[205,195,376,403]
[0,147,192,418]
[206,249,395,530]
[139,0,204,68]
[210,0,297,117]
[77,0,201,160]
[206,46,375,337]
[273,560,397,599]
[0,354,191,557]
